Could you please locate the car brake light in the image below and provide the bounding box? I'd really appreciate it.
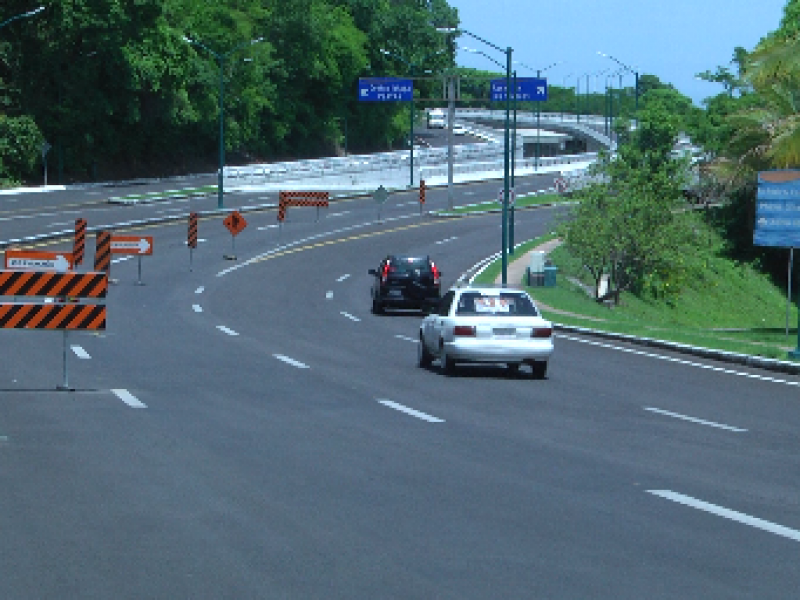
[453,325,476,337]
[381,263,390,283]
[531,327,552,338]
[431,262,441,285]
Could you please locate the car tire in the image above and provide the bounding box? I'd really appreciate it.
[371,298,384,315]
[418,335,433,368]
[531,361,547,380]
[440,341,456,375]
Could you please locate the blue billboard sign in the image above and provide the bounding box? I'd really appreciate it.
[358,78,413,102]
[754,170,800,247]
[490,77,548,102]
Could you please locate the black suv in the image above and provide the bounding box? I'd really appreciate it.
[368,255,442,314]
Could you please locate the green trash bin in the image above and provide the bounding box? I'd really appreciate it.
[544,265,557,287]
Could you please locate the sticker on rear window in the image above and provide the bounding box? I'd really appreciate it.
[475,297,511,313]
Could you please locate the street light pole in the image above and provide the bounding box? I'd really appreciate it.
[184,35,263,209]
[598,51,640,121]
[440,27,512,284]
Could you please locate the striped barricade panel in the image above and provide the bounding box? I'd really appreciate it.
[0,304,106,330]
[278,191,330,222]
[0,271,108,298]
[94,231,111,273]
[0,271,108,330]
[74,218,87,265]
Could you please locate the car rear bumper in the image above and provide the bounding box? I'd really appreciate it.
[444,339,553,363]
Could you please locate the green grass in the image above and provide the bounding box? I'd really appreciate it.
[474,234,800,361]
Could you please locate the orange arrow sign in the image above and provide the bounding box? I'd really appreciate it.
[224,211,247,236]
[110,235,153,255]
[5,249,74,272]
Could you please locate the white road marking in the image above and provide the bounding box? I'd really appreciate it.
[377,400,445,423]
[273,354,309,369]
[329,211,351,218]
[111,256,132,263]
[395,334,418,343]
[435,236,458,245]
[341,311,360,322]
[217,325,238,336]
[192,304,203,313]
[336,274,350,282]
[49,222,72,228]
[648,490,800,542]
[70,345,91,359]
[326,291,334,299]
[195,286,204,294]
[112,389,147,408]
[257,224,280,231]
[559,334,800,387]
[644,407,747,432]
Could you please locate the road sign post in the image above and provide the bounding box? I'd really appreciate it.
[188,212,198,271]
[0,270,108,391]
[110,235,154,285]
[223,211,247,260]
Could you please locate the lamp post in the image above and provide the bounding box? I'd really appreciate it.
[184,35,263,209]
[380,48,443,188]
[0,5,44,29]
[448,30,512,284]
[598,51,639,120]
[516,60,561,170]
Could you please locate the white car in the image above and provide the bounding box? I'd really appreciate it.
[418,286,554,378]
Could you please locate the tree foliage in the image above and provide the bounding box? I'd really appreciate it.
[0,0,456,182]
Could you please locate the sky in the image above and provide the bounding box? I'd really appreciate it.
[448,0,789,105]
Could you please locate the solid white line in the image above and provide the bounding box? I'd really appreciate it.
[648,490,800,542]
[378,400,445,423]
[395,334,418,343]
[644,407,747,432]
[326,291,333,299]
[559,334,800,388]
[111,256,132,263]
[273,354,309,369]
[192,304,203,313]
[70,345,91,359]
[336,274,351,282]
[112,389,147,409]
[341,311,360,322]
[217,325,239,336]
[195,286,204,294]
[257,224,279,231]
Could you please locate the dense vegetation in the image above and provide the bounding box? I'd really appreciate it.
[0,0,459,183]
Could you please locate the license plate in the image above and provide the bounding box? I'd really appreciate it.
[493,327,516,337]
[388,289,403,297]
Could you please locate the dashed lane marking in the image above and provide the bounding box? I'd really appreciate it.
[112,389,147,408]
[273,354,309,369]
[217,325,238,336]
[377,400,445,423]
[648,490,800,543]
[644,407,747,432]
[70,345,91,359]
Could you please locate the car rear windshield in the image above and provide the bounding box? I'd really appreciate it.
[455,292,538,316]
[389,257,431,273]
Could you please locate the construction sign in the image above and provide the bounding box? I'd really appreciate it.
[111,235,153,255]
[224,211,247,236]
[74,218,87,265]
[5,249,74,272]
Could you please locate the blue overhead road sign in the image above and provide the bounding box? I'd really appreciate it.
[358,78,413,102]
[754,170,800,247]
[490,77,548,102]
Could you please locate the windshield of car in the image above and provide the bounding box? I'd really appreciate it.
[455,292,538,316]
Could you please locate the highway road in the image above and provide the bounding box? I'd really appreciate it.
[1,176,800,598]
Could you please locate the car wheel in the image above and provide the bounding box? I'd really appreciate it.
[531,361,547,379]
[371,298,384,315]
[418,335,433,368]
[440,341,456,375]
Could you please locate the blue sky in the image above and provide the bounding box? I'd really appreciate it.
[448,0,788,105]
